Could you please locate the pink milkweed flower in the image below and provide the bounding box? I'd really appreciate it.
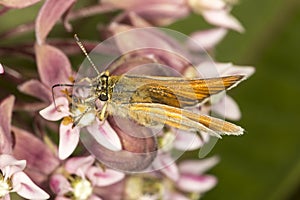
[29,0,123,160]
[50,156,125,200]
[17,43,82,161]
[18,43,74,104]
[163,156,219,199]
[19,0,76,103]
[0,95,59,186]
[174,157,219,195]
[12,126,60,185]
[102,0,190,26]
[33,32,155,168]
[0,96,14,155]
[124,156,218,199]
[40,98,157,172]
[19,0,104,160]
[35,0,76,45]
[187,0,244,32]
[103,0,243,32]
[39,96,122,160]
[0,154,50,200]
[0,96,50,199]
[159,128,209,152]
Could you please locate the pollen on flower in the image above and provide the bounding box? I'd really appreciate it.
[68,76,75,83]
[71,177,93,200]
[62,116,73,125]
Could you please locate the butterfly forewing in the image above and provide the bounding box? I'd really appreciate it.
[110,75,244,108]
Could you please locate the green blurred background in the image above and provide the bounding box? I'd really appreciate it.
[1,0,300,199]
[171,0,300,199]
[207,0,300,199]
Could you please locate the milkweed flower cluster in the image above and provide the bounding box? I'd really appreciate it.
[0,0,254,199]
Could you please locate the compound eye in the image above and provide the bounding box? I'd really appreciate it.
[99,93,108,101]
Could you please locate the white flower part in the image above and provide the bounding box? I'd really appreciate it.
[0,63,4,74]
[58,123,80,160]
[188,28,228,50]
[0,155,49,199]
[153,154,179,181]
[72,106,96,127]
[176,174,217,193]
[211,95,241,120]
[174,131,204,151]
[179,156,220,174]
[188,0,226,12]
[70,101,99,128]
[78,112,96,127]
[215,63,255,78]
[0,155,24,198]
[139,194,159,200]
[202,9,245,32]
[73,178,93,200]
[0,156,26,175]
[12,172,50,199]
[0,179,11,198]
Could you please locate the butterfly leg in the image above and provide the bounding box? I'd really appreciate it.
[97,102,108,121]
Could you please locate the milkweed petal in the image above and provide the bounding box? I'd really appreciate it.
[18,79,52,102]
[12,172,50,199]
[87,166,125,187]
[35,44,72,88]
[50,174,71,195]
[188,28,227,50]
[35,0,76,44]
[58,123,80,160]
[65,156,95,175]
[176,174,217,193]
[202,10,244,33]
[0,63,4,74]
[211,95,241,120]
[86,119,122,151]
[174,131,204,151]
[0,95,14,154]
[39,97,69,121]
[179,156,219,174]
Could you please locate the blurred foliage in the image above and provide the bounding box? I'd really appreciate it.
[173,0,300,199]
[1,0,300,199]
[169,0,300,199]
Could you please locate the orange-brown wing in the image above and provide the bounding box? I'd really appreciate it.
[125,103,244,138]
[122,75,244,107]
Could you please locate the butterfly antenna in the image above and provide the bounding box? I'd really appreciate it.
[74,34,100,75]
